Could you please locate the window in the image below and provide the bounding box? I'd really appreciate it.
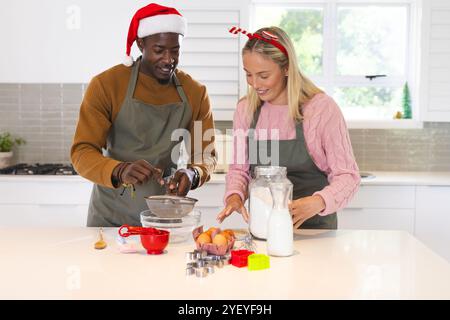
[251,1,418,124]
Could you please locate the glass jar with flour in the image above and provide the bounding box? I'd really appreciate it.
[248,166,290,239]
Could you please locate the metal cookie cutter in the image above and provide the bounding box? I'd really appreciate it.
[239,233,258,252]
[195,267,207,278]
[205,266,215,274]
[186,267,195,276]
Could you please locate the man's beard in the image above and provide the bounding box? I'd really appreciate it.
[157,75,172,85]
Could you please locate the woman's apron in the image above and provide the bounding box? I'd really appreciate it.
[248,106,337,229]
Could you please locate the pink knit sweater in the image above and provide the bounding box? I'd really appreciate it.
[224,93,360,216]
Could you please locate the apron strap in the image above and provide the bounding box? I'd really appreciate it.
[124,57,141,103]
[249,105,263,140]
[172,73,189,105]
[294,118,304,140]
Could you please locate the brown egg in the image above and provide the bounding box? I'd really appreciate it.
[220,231,232,242]
[222,229,235,239]
[212,233,228,247]
[206,227,219,237]
[197,232,212,245]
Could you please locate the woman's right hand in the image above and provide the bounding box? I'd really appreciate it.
[216,194,249,223]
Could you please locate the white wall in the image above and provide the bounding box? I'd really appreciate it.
[3,0,450,121]
[0,0,162,83]
[0,0,248,119]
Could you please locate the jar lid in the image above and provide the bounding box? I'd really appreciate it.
[254,166,287,177]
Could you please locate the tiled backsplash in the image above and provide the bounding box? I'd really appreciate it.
[1,83,450,172]
[0,84,84,164]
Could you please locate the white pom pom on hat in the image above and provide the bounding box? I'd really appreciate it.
[122,55,134,67]
[123,3,187,66]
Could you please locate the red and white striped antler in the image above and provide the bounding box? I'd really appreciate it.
[228,26,288,56]
[229,26,253,38]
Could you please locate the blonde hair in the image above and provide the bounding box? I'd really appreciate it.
[242,26,323,123]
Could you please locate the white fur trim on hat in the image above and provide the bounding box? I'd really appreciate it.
[122,55,134,67]
[137,14,187,38]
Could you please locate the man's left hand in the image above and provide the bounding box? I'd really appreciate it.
[289,195,326,229]
[167,168,195,196]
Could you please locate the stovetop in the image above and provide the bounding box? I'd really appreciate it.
[0,163,78,175]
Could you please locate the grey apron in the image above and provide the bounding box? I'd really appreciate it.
[87,57,192,227]
[248,105,337,229]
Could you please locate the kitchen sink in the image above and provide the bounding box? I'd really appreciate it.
[360,172,375,180]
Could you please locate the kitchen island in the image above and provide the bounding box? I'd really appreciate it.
[0,227,449,299]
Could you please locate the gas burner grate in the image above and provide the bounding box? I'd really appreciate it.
[0,163,78,175]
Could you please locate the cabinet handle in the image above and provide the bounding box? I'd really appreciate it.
[339,207,364,211]
[37,203,79,207]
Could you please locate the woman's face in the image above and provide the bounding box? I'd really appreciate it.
[243,51,287,105]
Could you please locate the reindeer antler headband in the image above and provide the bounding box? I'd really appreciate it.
[229,26,288,57]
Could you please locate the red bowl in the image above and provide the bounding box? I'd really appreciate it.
[139,229,170,255]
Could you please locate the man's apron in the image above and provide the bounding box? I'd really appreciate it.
[87,57,192,227]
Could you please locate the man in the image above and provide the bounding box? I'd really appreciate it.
[71,3,216,227]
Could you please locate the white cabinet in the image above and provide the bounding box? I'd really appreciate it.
[415,186,450,261]
[0,204,89,227]
[338,185,416,233]
[338,208,415,233]
[0,178,92,227]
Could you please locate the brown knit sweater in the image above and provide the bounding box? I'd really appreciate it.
[71,63,217,188]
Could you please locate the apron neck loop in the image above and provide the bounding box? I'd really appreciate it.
[125,57,188,105]
[173,73,189,105]
[125,56,141,101]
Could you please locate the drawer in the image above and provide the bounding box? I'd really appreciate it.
[0,204,88,227]
[347,185,415,209]
[338,208,415,233]
[0,180,93,205]
[0,180,92,205]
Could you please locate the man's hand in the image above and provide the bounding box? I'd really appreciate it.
[216,194,249,223]
[289,195,326,229]
[166,168,195,196]
[118,160,163,185]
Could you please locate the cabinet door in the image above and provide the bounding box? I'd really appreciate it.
[415,186,450,261]
[338,208,415,233]
[0,204,88,227]
[346,185,415,209]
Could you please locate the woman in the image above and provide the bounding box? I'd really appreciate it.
[217,26,360,229]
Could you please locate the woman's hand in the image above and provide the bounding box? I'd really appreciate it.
[289,195,326,228]
[216,194,249,223]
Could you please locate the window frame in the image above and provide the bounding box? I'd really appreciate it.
[250,0,422,128]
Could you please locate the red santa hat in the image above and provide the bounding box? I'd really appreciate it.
[123,3,187,66]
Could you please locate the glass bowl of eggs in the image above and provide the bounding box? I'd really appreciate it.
[140,209,201,244]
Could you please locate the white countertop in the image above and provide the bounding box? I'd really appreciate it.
[1,227,449,299]
[1,171,450,185]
